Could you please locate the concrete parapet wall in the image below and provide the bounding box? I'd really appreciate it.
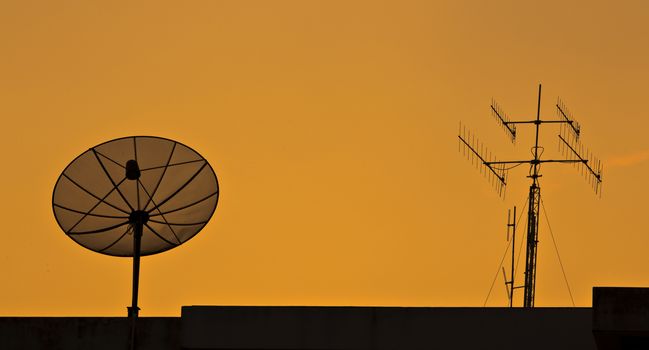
[0,317,179,350]
[0,306,602,349]
[593,287,649,350]
[181,306,595,350]
[593,287,649,332]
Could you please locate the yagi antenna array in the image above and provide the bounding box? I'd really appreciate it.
[557,97,581,138]
[458,84,603,308]
[559,130,603,195]
[491,99,516,142]
[458,123,507,197]
[555,98,602,195]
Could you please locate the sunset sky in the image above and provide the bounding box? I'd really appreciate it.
[1,1,648,316]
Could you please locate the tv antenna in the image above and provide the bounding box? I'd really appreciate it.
[52,136,219,349]
[501,206,520,308]
[458,84,602,307]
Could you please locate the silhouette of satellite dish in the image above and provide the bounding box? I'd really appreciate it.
[52,136,219,347]
[52,136,219,257]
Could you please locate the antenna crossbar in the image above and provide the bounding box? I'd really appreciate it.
[486,159,584,166]
[505,119,574,125]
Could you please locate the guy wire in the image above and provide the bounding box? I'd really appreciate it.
[540,197,576,307]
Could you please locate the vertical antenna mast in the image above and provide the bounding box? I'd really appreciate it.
[458,84,603,307]
[503,206,518,308]
[523,85,542,308]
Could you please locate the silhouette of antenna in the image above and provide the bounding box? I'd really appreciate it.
[557,97,603,195]
[52,136,219,349]
[458,84,602,307]
[501,206,524,308]
[491,99,516,143]
[458,123,507,197]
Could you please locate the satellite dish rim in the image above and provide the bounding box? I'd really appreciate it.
[51,135,220,257]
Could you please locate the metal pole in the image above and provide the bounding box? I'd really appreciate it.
[510,206,516,308]
[523,84,543,308]
[128,220,143,350]
[130,222,142,318]
[533,84,542,176]
[524,185,541,307]
[524,186,534,307]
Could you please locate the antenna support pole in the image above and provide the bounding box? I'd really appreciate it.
[508,206,516,308]
[522,84,543,308]
[127,210,149,318]
[523,184,541,307]
[128,210,148,350]
[129,221,142,318]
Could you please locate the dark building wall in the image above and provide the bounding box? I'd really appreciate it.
[4,288,649,349]
[593,287,649,350]
[181,306,596,350]
[0,317,179,350]
[0,306,602,349]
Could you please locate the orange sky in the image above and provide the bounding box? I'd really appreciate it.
[1,1,648,315]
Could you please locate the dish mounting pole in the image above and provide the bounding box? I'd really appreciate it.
[130,220,142,318]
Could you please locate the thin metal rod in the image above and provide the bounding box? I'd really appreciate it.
[533,84,542,180]
[131,223,142,317]
[506,119,568,124]
[92,149,136,213]
[523,84,543,308]
[128,221,143,350]
[490,105,516,136]
[148,191,218,217]
[485,160,531,165]
[67,221,130,235]
[458,136,506,183]
[486,159,583,165]
[53,203,128,219]
[537,159,584,164]
[504,209,512,306]
[510,205,516,307]
[556,104,580,135]
[147,161,208,213]
[558,134,602,180]
[61,173,130,215]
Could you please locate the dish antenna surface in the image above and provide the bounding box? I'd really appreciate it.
[52,136,219,348]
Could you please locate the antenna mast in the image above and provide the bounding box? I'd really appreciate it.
[502,206,518,308]
[459,84,602,307]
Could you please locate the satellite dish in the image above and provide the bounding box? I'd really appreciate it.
[52,136,219,344]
